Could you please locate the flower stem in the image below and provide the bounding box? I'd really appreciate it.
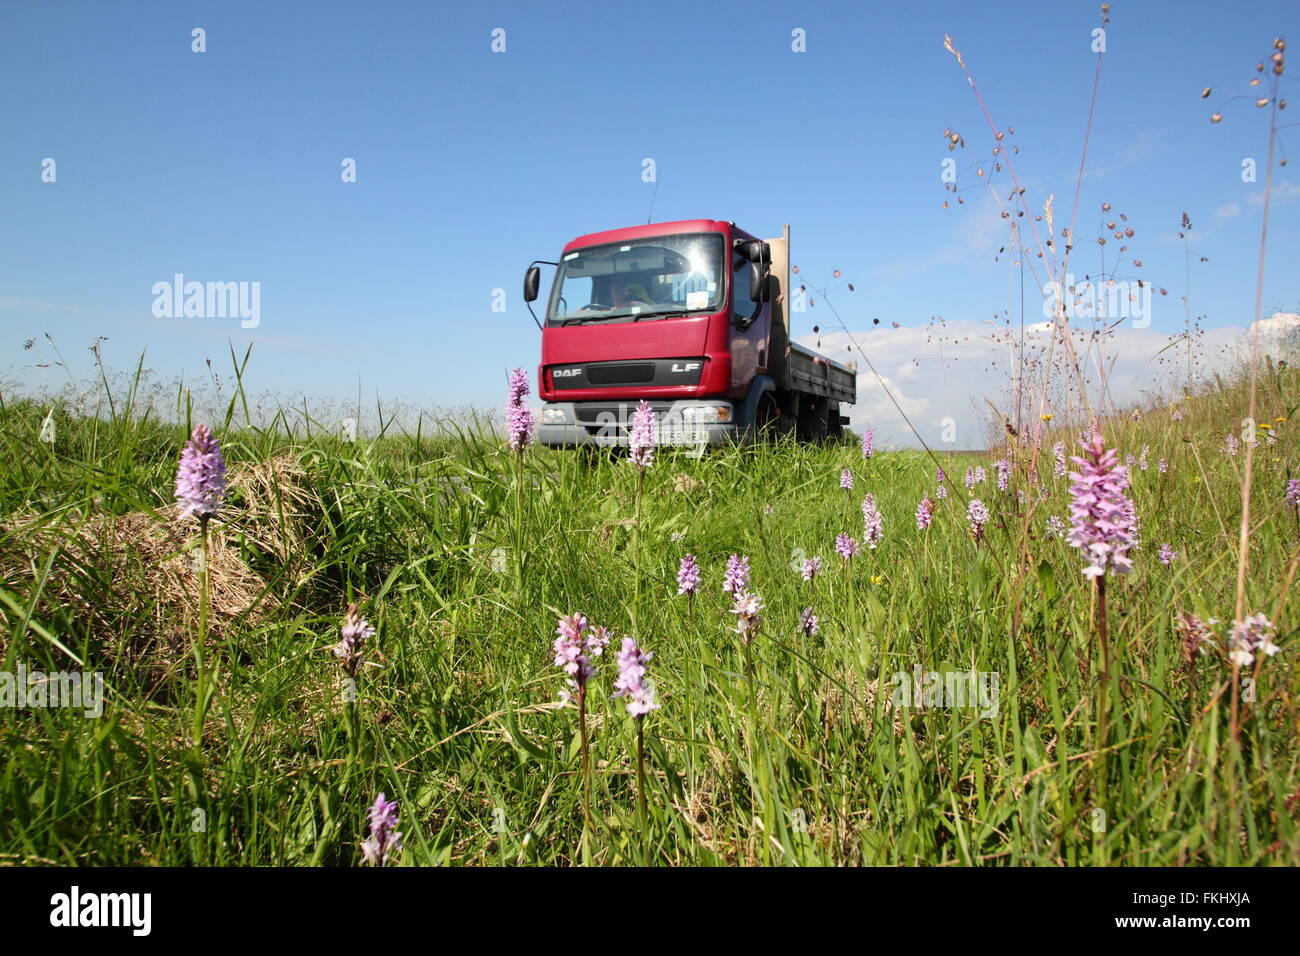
[193,515,210,752]
[635,716,649,866]
[578,683,593,837]
[743,639,758,721]
[632,467,644,631]
[513,449,525,595]
[1094,575,1110,824]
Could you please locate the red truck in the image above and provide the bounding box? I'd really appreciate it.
[523,219,856,448]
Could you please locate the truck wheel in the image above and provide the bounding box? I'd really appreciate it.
[757,393,793,443]
[827,402,844,440]
[798,396,830,442]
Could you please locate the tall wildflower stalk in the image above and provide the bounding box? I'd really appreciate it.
[1209,38,1285,741]
[722,556,758,707]
[174,423,226,753]
[506,368,534,595]
[552,613,608,844]
[677,554,700,625]
[722,553,750,597]
[333,603,374,764]
[613,637,658,864]
[1179,211,1195,394]
[729,584,770,862]
[940,22,1106,688]
[861,493,883,550]
[628,400,655,628]
[730,590,763,714]
[798,556,822,654]
[360,793,402,867]
[966,498,989,543]
[1286,478,1300,537]
[1066,432,1136,814]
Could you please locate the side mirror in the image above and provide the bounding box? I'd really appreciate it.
[745,240,770,265]
[748,262,767,303]
[523,265,540,302]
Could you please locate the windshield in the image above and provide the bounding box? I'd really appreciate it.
[546,232,725,326]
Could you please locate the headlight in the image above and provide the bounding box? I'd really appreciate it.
[681,405,732,423]
[541,407,568,424]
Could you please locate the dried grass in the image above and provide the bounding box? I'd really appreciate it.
[0,455,319,670]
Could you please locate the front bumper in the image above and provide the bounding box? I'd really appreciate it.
[537,400,740,449]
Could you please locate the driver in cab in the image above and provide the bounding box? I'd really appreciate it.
[610,278,653,310]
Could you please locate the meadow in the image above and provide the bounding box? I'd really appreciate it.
[0,353,1296,867]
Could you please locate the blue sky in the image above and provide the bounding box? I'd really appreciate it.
[2,0,1296,442]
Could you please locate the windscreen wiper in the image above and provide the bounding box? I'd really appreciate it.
[558,308,703,326]
[629,309,702,322]
[560,313,618,326]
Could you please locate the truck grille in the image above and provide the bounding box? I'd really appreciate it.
[574,402,674,426]
[549,358,704,390]
[586,363,654,385]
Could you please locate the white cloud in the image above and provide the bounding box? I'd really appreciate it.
[1084,129,1168,181]
[798,315,1260,449]
[1166,181,1296,242]
[1247,179,1300,206]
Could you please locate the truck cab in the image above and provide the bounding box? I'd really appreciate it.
[523,219,856,447]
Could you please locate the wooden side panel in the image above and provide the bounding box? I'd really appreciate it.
[764,224,790,386]
[786,344,857,403]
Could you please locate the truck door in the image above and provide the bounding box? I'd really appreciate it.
[729,247,770,393]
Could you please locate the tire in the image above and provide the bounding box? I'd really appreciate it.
[798,396,830,442]
[827,402,844,440]
[757,393,794,443]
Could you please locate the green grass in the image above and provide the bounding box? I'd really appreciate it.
[0,358,1297,866]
